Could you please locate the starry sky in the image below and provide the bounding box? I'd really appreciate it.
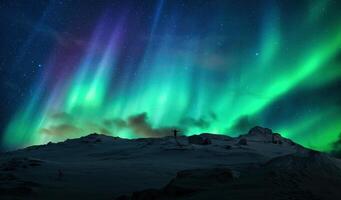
[0,0,340,151]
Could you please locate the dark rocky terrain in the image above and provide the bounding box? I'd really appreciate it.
[1,126,341,200]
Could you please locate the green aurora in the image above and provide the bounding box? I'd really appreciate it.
[2,0,341,152]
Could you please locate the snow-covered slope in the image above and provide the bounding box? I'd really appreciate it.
[0,126,340,200]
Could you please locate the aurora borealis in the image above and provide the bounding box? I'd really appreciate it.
[1,0,341,151]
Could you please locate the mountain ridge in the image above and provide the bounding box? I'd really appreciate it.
[0,126,340,200]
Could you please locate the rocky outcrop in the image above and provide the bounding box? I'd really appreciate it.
[118,168,234,200]
[118,152,341,200]
[164,168,234,195]
[264,150,341,177]
[237,138,247,145]
[263,151,341,200]
[188,135,211,145]
[248,126,273,136]
[1,157,43,171]
[244,126,297,146]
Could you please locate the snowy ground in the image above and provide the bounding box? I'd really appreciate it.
[0,126,340,200]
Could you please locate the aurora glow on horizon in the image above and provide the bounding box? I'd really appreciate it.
[1,0,341,151]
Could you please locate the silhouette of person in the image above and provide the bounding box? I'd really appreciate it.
[173,129,182,146]
[173,129,179,139]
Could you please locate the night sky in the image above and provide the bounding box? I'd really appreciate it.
[0,0,340,151]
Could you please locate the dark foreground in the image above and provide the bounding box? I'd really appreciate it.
[1,126,341,200]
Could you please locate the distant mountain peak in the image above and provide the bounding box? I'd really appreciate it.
[247,126,274,136]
